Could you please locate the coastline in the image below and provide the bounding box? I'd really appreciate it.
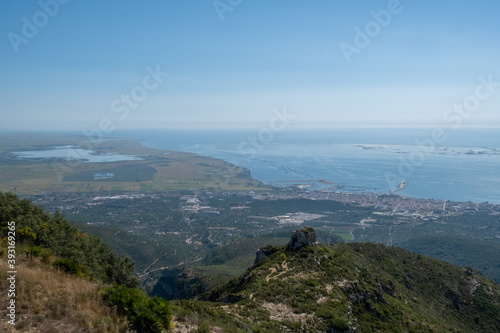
[134,130,500,205]
[1,131,499,205]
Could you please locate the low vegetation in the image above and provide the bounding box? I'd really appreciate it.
[0,192,138,287]
[0,255,131,333]
[200,241,500,332]
[102,285,172,333]
[0,192,172,332]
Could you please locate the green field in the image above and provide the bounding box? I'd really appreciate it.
[64,164,157,182]
[0,133,271,195]
[332,231,354,241]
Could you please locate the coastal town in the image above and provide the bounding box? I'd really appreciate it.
[30,185,500,221]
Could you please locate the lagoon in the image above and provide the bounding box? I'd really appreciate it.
[13,146,142,163]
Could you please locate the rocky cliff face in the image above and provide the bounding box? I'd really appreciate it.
[287,227,317,251]
[255,227,317,264]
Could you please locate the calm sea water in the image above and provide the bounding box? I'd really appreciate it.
[116,129,500,204]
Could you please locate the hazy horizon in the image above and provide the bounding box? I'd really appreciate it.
[1,1,500,131]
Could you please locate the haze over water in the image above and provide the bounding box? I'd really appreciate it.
[118,128,500,204]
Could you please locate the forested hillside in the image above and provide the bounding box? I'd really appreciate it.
[0,192,171,332]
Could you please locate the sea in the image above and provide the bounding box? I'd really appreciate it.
[115,128,500,204]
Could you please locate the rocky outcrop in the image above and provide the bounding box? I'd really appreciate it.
[255,245,279,264]
[288,227,317,251]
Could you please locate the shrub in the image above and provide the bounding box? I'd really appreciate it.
[317,306,350,331]
[40,248,54,263]
[26,245,42,258]
[197,322,212,333]
[53,258,87,277]
[102,284,172,333]
[329,317,350,331]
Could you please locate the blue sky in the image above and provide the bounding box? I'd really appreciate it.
[1,0,499,131]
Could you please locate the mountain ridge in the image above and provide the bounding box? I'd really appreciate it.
[196,228,500,332]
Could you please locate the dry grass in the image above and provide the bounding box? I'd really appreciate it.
[0,256,133,333]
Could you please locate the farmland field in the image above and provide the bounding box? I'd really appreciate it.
[0,133,270,195]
